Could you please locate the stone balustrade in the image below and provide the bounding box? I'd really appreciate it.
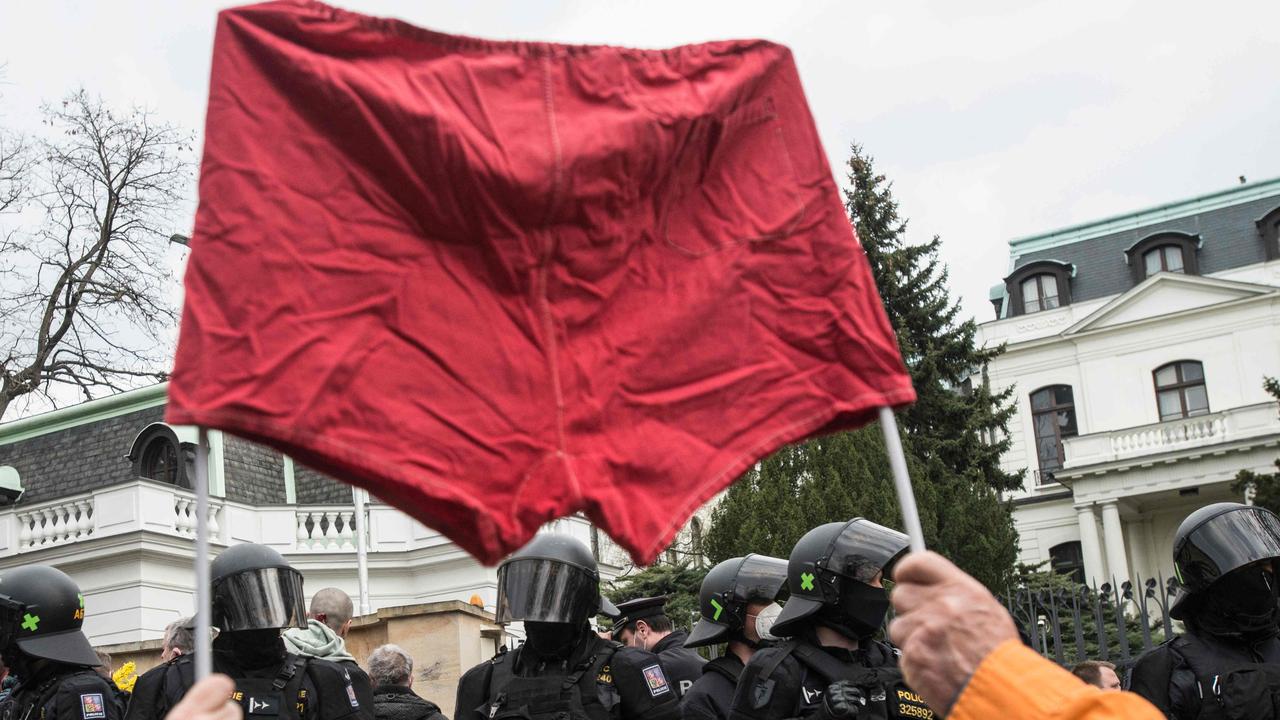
[295,506,359,551]
[1063,401,1280,470]
[15,493,95,549]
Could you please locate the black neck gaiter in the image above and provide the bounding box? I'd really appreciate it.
[214,630,287,671]
[1195,567,1280,641]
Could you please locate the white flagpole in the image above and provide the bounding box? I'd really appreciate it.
[878,406,926,553]
[353,487,371,615]
[194,427,213,680]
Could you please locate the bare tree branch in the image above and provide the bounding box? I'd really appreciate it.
[0,88,193,420]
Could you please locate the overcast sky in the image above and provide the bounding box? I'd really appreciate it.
[3,0,1279,324]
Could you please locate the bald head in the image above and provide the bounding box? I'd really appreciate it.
[309,587,355,637]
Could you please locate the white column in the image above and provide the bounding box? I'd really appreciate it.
[1076,504,1106,586]
[1125,518,1149,584]
[1100,501,1130,587]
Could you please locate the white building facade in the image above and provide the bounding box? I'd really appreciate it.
[978,178,1280,589]
[0,385,666,647]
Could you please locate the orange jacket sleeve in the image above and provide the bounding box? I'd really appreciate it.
[949,640,1164,720]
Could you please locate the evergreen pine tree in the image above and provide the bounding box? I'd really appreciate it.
[705,143,1021,591]
[844,145,1020,494]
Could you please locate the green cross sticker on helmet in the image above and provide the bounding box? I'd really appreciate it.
[800,572,815,591]
[710,598,723,621]
[21,613,39,632]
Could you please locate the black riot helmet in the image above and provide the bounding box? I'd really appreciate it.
[1170,503,1280,620]
[771,518,910,637]
[496,534,618,625]
[685,554,788,648]
[210,543,307,631]
[0,565,101,667]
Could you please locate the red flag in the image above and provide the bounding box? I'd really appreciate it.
[167,1,915,565]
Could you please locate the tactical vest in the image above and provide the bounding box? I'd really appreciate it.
[159,655,314,720]
[481,646,619,720]
[756,641,932,720]
[1171,635,1280,720]
[702,657,742,686]
[3,673,65,720]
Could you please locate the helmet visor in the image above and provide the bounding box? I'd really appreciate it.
[496,559,600,624]
[212,567,306,631]
[0,596,22,648]
[735,555,789,603]
[1178,506,1280,590]
[829,519,911,583]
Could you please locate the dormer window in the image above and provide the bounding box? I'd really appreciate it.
[127,423,196,489]
[1125,232,1200,284]
[1003,260,1074,317]
[1143,245,1185,276]
[1021,274,1060,314]
[1258,206,1280,261]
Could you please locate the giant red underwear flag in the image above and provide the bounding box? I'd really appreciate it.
[167,0,916,565]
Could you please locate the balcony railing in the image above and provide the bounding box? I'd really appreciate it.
[0,480,623,569]
[1062,402,1280,470]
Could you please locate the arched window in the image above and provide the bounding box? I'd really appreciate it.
[1049,541,1085,584]
[1154,361,1209,421]
[1142,245,1185,276]
[1030,385,1077,481]
[128,423,195,489]
[1125,232,1200,284]
[1004,260,1074,317]
[1021,274,1060,314]
[141,437,180,485]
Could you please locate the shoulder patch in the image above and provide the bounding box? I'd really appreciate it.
[597,664,613,685]
[750,679,775,710]
[80,693,107,720]
[342,669,360,708]
[641,664,670,697]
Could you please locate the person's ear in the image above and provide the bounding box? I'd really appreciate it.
[339,619,352,637]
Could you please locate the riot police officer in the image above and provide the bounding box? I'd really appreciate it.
[1129,502,1280,719]
[125,543,372,720]
[728,519,931,720]
[680,555,788,720]
[611,597,705,698]
[0,565,124,720]
[455,534,679,720]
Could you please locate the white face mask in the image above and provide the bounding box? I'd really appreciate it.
[755,602,783,641]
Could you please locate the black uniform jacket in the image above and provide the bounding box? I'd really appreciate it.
[727,638,924,720]
[679,655,743,720]
[370,685,446,720]
[652,634,705,700]
[455,635,679,720]
[1129,630,1280,720]
[125,650,371,720]
[332,660,377,716]
[2,665,124,720]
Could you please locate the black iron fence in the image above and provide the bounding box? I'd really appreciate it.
[690,573,1183,668]
[1001,574,1182,670]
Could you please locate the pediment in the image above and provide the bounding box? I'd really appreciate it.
[1065,273,1278,335]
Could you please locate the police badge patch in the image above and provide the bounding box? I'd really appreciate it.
[80,693,106,720]
[641,664,670,697]
[246,695,281,716]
